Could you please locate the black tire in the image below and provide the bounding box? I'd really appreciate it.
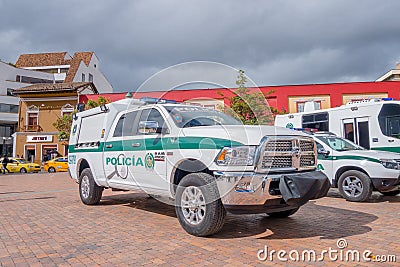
[175,173,226,237]
[380,190,400,196]
[79,168,103,205]
[20,167,27,173]
[338,170,372,202]
[267,207,299,218]
[48,167,56,173]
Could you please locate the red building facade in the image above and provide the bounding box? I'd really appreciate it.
[80,81,400,113]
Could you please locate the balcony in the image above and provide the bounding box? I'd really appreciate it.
[19,125,43,132]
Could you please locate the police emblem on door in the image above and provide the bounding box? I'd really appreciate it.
[145,153,155,170]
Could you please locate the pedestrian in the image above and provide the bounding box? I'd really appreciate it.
[2,155,10,174]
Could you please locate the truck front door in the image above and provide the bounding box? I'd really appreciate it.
[131,108,169,193]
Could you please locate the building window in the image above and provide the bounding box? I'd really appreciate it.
[88,73,93,82]
[61,104,74,117]
[17,76,53,84]
[0,125,15,138]
[296,101,321,113]
[82,73,85,82]
[0,104,18,113]
[7,88,14,96]
[27,105,39,130]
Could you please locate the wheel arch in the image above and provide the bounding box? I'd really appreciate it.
[334,166,370,187]
[76,158,91,182]
[170,158,212,197]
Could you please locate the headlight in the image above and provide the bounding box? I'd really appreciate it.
[28,165,34,168]
[380,159,400,169]
[216,146,256,166]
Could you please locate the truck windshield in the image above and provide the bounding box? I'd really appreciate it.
[378,103,400,139]
[315,136,364,151]
[164,105,242,128]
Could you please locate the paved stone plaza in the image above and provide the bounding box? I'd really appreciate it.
[0,173,398,266]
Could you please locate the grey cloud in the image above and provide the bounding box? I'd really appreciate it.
[1,0,400,92]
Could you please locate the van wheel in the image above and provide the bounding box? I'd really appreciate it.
[20,168,27,173]
[175,173,226,237]
[48,167,56,173]
[79,168,103,205]
[380,190,400,196]
[338,170,372,202]
[267,207,299,218]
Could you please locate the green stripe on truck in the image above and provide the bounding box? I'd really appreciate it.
[318,155,380,163]
[68,137,244,153]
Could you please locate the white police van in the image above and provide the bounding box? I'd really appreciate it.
[275,98,400,152]
[68,97,330,236]
[310,132,400,201]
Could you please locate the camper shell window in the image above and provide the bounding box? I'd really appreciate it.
[302,112,329,131]
[378,103,400,139]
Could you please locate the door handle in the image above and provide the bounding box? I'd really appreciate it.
[389,139,395,143]
[132,143,141,147]
[106,144,113,148]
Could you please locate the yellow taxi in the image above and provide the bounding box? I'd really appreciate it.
[43,156,68,172]
[1,158,41,173]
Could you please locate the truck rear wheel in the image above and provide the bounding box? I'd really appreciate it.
[79,168,103,205]
[338,170,372,202]
[175,173,226,237]
[267,207,299,218]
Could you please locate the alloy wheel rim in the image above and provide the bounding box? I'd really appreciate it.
[81,175,90,199]
[181,186,206,225]
[342,176,363,198]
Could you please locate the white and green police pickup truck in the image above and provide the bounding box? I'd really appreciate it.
[68,97,330,236]
[311,132,400,202]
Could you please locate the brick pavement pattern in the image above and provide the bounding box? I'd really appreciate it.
[0,173,399,266]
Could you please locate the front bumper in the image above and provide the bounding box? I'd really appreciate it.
[214,170,330,214]
[371,176,400,192]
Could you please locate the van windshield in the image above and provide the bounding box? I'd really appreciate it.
[164,105,242,128]
[378,103,400,139]
[315,136,364,151]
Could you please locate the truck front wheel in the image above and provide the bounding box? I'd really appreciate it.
[175,173,226,237]
[79,168,103,205]
[338,170,372,202]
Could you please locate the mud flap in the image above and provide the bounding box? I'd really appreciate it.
[279,171,330,206]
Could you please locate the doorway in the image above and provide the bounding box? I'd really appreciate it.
[25,145,36,162]
[342,117,370,149]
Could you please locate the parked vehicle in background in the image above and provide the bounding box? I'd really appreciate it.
[44,157,68,173]
[275,98,400,153]
[302,131,400,201]
[0,158,41,173]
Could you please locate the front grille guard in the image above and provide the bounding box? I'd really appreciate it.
[254,136,317,174]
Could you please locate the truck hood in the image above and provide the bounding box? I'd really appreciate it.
[180,125,306,145]
[335,149,400,160]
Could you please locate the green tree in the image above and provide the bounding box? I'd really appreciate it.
[224,70,279,125]
[53,96,109,140]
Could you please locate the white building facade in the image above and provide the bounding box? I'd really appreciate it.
[0,51,113,156]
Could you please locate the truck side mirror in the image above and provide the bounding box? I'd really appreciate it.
[139,121,169,135]
[317,148,330,156]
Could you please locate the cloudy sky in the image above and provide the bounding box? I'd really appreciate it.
[1,0,400,92]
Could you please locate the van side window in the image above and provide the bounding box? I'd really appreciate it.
[302,112,329,131]
[113,111,139,137]
[137,108,167,135]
